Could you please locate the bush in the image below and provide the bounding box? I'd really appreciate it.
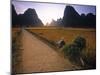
[63,36,86,56]
[63,36,96,68]
[68,44,81,58]
[73,36,86,50]
[63,36,86,65]
[63,44,69,55]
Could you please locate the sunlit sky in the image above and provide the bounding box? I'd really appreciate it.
[12,1,96,25]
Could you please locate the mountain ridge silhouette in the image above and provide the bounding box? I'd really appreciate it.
[12,4,43,27]
[12,4,96,28]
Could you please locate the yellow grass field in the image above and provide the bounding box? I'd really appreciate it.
[26,27,96,50]
[27,27,96,65]
[12,27,96,56]
[12,27,96,71]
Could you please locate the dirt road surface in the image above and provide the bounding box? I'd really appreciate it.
[17,29,78,73]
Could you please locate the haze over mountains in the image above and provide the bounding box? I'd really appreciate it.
[12,4,96,28]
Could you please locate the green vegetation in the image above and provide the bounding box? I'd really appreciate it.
[73,36,86,50]
[63,36,86,66]
[63,36,96,68]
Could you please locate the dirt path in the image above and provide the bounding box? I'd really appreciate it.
[17,29,78,73]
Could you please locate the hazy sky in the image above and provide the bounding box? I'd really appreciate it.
[12,1,96,25]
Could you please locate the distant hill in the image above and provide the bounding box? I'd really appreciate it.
[12,5,18,26]
[12,4,96,28]
[12,4,43,27]
[62,6,80,27]
[62,6,96,28]
[50,5,96,28]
